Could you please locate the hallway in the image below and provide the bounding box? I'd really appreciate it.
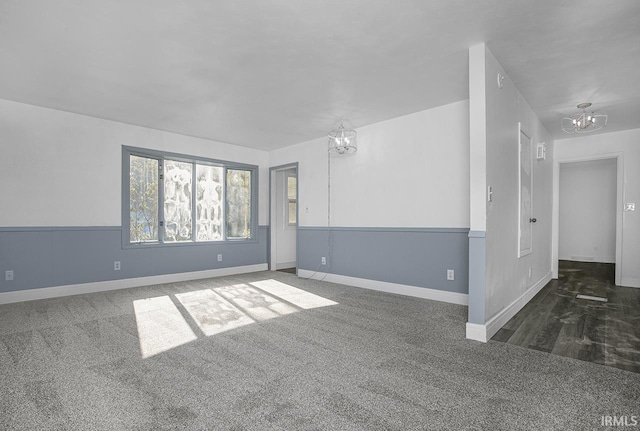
[493,260,640,374]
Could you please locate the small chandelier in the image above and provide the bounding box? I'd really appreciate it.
[328,121,357,154]
[561,103,607,134]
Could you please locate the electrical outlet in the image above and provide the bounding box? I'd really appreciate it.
[5,270,14,281]
[217,254,223,262]
[114,261,121,271]
[321,257,326,265]
[447,269,454,281]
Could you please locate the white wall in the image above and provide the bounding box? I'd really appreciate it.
[269,100,470,228]
[469,44,487,232]
[559,159,616,263]
[481,45,554,322]
[555,128,640,287]
[0,99,270,227]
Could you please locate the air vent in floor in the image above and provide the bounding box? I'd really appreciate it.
[576,294,608,302]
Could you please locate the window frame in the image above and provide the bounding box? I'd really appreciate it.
[122,146,258,248]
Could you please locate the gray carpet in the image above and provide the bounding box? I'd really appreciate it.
[0,271,638,430]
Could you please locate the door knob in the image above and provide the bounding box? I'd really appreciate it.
[530,218,537,223]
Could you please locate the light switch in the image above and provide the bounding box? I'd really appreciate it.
[624,203,636,212]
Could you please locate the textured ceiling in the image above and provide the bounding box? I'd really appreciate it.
[1,0,639,150]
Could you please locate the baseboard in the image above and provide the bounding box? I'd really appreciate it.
[568,255,595,261]
[275,261,296,270]
[0,263,268,305]
[465,323,487,342]
[620,277,640,288]
[465,271,553,343]
[297,269,468,305]
[564,256,615,263]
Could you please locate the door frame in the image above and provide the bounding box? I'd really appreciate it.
[269,162,299,273]
[552,152,623,285]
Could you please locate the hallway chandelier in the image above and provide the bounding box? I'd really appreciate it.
[328,121,357,154]
[561,103,607,134]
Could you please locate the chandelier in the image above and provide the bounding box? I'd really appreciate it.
[561,103,607,134]
[328,121,357,154]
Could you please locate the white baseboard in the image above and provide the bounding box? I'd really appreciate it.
[466,271,553,343]
[297,269,468,305]
[465,323,488,342]
[564,256,615,263]
[275,261,296,270]
[0,264,268,305]
[621,277,640,288]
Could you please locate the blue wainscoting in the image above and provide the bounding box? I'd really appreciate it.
[0,226,268,293]
[298,227,469,294]
[467,230,487,324]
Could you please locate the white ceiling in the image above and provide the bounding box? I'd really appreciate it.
[1,0,639,150]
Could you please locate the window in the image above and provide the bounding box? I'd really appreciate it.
[287,174,297,225]
[129,155,159,242]
[124,147,257,246]
[226,169,252,238]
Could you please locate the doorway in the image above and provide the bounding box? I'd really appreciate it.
[496,155,640,373]
[269,164,298,273]
[559,158,616,268]
[552,154,623,286]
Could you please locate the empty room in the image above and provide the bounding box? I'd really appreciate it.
[1,1,639,429]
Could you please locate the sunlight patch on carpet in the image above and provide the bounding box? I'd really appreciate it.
[249,279,338,309]
[133,279,337,358]
[133,295,197,359]
[215,283,297,320]
[176,289,255,336]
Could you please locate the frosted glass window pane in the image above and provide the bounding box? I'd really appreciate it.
[195,164,223,241]
[288,202,297,225]
[226,169,252,238]
[164,160,192,242]
[130,155,158,242]
[287,176,296,200]
[287,175,296,225]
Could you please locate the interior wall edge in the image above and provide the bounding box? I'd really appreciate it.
[0,263,268,305]
[297,227,469,294]
[298,269,468,306]
[483,271,553,341]
[0,226,269,293]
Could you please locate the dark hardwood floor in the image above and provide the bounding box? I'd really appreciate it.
[277,267,296,274]
[493,260,640,374]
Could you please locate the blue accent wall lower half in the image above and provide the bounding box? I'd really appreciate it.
[0,226,268,293]
[298,227,469,294]
[467,230,486,324]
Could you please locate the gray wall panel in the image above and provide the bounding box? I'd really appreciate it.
[298,227,469,294]
[0,226,268,293]
[467,230,486,324]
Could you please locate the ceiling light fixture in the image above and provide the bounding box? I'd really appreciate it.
[328,121,357,154]
[561,103,607,134]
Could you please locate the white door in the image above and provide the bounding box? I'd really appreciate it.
[270,167,297,270]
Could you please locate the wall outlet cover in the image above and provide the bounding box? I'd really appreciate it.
[217,254,223,262]
[5,270,14,281]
